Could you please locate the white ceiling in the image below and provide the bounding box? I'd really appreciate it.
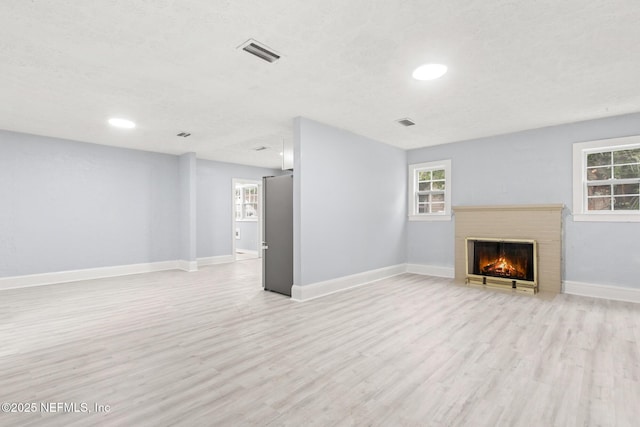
[2,1,640,169]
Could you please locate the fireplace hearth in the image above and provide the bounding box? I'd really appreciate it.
[466,237,537,293]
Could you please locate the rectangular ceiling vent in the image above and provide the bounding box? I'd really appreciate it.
[397,118,416,127]
[177,132,191,137]
[239,39,281,63]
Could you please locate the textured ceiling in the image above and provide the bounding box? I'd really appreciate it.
[1,0,640,168]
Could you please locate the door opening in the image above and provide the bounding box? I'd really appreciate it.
[232,179,262,261]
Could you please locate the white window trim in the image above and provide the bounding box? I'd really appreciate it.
[572,135,640,222]
[408,159,452,221]
[235,183,259,222]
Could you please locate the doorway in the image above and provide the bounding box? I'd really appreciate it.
[232,179,262,261]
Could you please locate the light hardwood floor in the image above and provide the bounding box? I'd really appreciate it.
[1,260,639,426]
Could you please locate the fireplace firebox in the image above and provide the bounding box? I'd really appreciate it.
[465,237,537,293]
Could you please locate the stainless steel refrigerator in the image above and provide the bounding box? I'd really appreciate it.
[262,175,293,296]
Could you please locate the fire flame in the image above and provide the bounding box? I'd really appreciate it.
[482,256,524,278]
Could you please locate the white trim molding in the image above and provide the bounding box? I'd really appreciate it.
[563,280,640,304]
[291,264,406,302]
[0,256,238,292]
[236,249,259,256]
[572,213,640,222]
[406,264,455,278]
[178,260,198,272]
[197,255,235,267]
[408,159,452,222]
[0,261,180,291]
[572,135,640,222]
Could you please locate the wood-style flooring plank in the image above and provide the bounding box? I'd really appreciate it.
[1,259,639,426]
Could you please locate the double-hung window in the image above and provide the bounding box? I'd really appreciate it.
[573,136,640,222]
[408,159,451,221]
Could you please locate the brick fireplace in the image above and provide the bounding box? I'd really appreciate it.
[453,205,564,294]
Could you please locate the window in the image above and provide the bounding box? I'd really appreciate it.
[235,184,258,221]
[408,159,451,221]
[573,136,640,222]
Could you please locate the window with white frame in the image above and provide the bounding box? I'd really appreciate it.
[573,136,640,222]
[235,184,258,221]
[408,159,451,221]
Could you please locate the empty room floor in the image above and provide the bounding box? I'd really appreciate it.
[1,260,639,426]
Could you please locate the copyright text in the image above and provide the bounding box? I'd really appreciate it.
[1,402,110,414]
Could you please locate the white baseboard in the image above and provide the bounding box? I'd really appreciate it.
[0,260,179,291]
[0,255,240,291]
[178,260,198,272]
[197,255,235,267]
[291,264,406,302]
[406,263,455,278]
[563,280,640,304]
[236,249,258,256]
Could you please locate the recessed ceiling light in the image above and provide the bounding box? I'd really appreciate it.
[108,117,136,129]
[412,63,448,81]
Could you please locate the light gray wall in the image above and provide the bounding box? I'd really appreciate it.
[179,152,197,262]
[294,117,407,286]
[235,221,258,252]
[407,112,640,288]
[196,159,279,258]
[0,130,180,277]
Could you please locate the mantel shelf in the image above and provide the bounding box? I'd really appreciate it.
[453,204,564,213]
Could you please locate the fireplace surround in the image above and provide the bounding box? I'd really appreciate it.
[453,204,563,294]
[466,237,537,293]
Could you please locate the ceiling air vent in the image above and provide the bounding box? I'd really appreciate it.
[239,39,281,63]
[396,118,416,127]
[177,132,191,137]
